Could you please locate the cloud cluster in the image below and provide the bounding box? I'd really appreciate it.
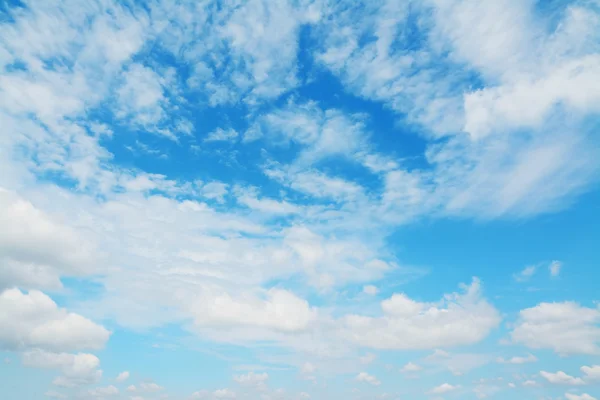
[0,0,599,398]
[0,288,110,352]
[511,302,600,355]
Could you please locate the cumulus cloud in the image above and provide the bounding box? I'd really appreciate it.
[356,372,381,386]
[511,302,600,355]
[359,353,376,365]
[424,350,491,376]
[0,189,97,291]
[204,128,239,143]
[565,394,597,400]
[234,372,269,391]
[192,388,237,399]
[581,365,600,381]
[362,285,379,296]
[190,288,316,333]
[539,371,585,386]
[88,385,119,397]
[341,278,500,350]
[0,288,110,352]
[139,382,163,392]
[22,349,102,387]
[116,371,130,382]
[496,354,537,365]
[400,362,422,373]
[0,1,599,398]
[428,383,460,395]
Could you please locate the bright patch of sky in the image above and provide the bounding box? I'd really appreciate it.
[1,0,600,399]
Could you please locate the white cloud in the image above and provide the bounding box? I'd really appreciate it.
[359,353,376,365]
[190,288,316,333]
[22,349,102,387]
[116,371,130,382]
[267,169,365,203]
[234,371,269,390]
[301,362,316,375]
[115,63,170,135]
[215,0,320,104]
[139,382,163,392]
[197,181,229,203]
[0,288,110,352]
[400,362,422,373]
[549,260,563,277]
[463,55,600,139]
[424,350,490,376]
[540,371,585,386]
[363,285,379,296]
[496,354,537,365]
[341,278,500,350]
[581,365,600,381]
[356,372,381,386]
[566,394,597,400]
[256,102,369,166]
[44,391,67,399]
[513,265,536,282]
[0,188,97,291]
[473,383,500,399]
[88,385,119,397]
[214,388,237,399]
[428,383,459,395]
[511,302,600,355]
[235,189,300,215]
[315,0,600,219]
[522,380,538,387]
[0,5,598,400]
[204,128,239,143]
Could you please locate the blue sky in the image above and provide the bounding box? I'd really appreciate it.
[1,0,600,399]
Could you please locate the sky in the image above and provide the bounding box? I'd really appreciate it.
[0,0,600,399]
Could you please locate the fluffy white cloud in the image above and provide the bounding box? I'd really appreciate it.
[234,372,269,390]
[565,394,597,400]
[356,372,380,386]
[463,55,600,139]
[362,285,379,296]
[44,390,67,399]
[204,128,239,143]
[22,349,102,387]
[190,288,316,333]
[116,371,130,382]
[539,371,585,386]
[115,63,171,135]
[139,382,163,392]
[0,288,110,352]
[301,362,316,375]
[428,383,459,395]
[88,385,119,397]
[0,188,97,291]
[511,302,600,355]
[400,362,422,373]
[0,4,598,399]
[581,365,600,381]
[341,278,500,349]
[359,353,376,365]
[424,350,491,376]
[496,354,537,365]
